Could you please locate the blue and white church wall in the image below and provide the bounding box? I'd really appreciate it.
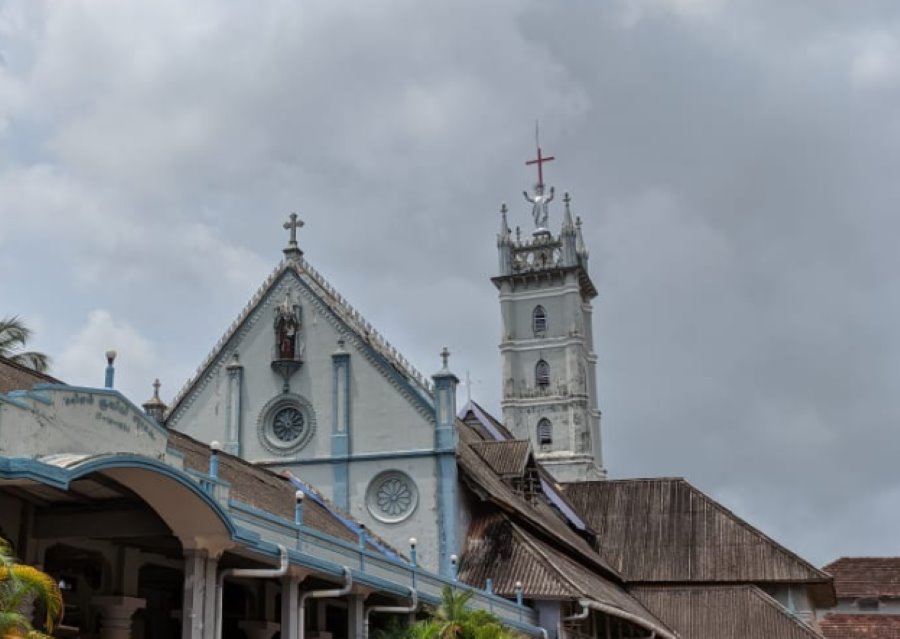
[165,244,458,575]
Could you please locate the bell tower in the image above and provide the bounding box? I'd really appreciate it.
[492,135,605,481]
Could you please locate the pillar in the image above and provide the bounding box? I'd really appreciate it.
[432,348,459,578]
[347,594,365,639]
[280,577,300,639]
[225,353,244,455]
[535,600,560,639]
[92,595,145,639]
[332,339,351,511]
[181,550,218,639]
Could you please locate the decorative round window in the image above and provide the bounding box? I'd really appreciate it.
[257,394,316,455]
[366,470,418,524]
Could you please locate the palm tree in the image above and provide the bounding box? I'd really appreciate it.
[392,587,521,639]
[0,537,62,638]
[0,316,49,373]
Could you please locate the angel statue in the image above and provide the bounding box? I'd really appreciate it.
[523,183,555,230]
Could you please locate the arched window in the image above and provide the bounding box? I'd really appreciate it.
[535,359,550,389]
[538,418,552,446]
[532,305,547,337]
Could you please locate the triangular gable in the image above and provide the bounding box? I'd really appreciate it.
[562,478,832,586]
[459,512,675,639]
[167,257,435,427]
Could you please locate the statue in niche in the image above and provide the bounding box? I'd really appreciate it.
[274,292,302,360]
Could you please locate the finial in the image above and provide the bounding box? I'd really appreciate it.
[516,226,521,241]
[152,378,161,400]
[106,350,117,366]
[283,212,305,260]
[440,346,450,370]
[576,215,582,229]
[564,192,571,206]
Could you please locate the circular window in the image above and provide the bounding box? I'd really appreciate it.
[366,470,418,524]
[257,394,316,455]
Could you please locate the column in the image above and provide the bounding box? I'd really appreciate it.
[92,595,145,639]
[225,353,244,455]
[280,576,300,639]
[181,550,218,639]
[347,595,365,639]
[331,339,351,511]
[431,348,459,579]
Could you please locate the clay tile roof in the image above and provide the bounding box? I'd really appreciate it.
[561,478,831,586]
[459,512,675,639]
[0,356,63,394]
[631,585,824,639]
[819,613,900,639]
[469,440,531,477]
[823,558,900,599]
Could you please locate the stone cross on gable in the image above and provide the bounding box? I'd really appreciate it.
[282,213,305,259]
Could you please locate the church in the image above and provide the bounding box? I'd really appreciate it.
[0,143,836,638]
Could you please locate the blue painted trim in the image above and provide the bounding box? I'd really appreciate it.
[5,390,52,405]
[259,448,437,467]
[0,455,238,538]
[331,352,350,511]
[0,394,31,409]
[31,384,169,437]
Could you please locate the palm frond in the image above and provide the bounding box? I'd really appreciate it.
[8,352,50,374]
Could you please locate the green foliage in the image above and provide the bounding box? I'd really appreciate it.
[0,537,62,638]
[0,316,50,373]
[381,586,523,639]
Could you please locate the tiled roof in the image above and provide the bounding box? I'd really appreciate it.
[459,511,675,639]
[561,478,832,588]
[167,431,401,557]
[457,422,614,578]
[632,585,824,639]
[469,440,530,477]
[823,558,900,599]
[820,614,900,639]
[0,355,63,394]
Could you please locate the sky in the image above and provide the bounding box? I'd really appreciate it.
[1,0,899,567]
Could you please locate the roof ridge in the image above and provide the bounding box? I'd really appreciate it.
[507,521,580,597]
[677,478,831,582]
[167,257,435,421]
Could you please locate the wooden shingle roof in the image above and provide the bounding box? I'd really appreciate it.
[823,558,900,599]
[561,478,831,586]
[632,585,823,639]
[459,511,675,638]
[469,440,531,477]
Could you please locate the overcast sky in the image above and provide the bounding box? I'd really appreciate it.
[2,0,899,566]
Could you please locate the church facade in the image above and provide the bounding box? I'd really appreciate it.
[0,141,839,638]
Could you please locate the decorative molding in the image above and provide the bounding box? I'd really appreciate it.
[366,470,418,524]
[257,393,317,456]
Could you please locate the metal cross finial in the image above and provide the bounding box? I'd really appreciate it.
[526,121,555,189]
[152,378,161,400]
[440,346,450,369]
[283,213,304,248]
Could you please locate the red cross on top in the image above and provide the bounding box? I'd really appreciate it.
[526,122,555,188]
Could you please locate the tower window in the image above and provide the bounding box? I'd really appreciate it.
[538,418,552,446]
[532,305,547,337]
[535,359,550,388]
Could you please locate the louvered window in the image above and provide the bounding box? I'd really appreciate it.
[532,305,547,337]
[535,359,550,388]
[538,418,552,446]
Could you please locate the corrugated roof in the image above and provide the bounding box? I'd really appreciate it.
[469,440,530,477]
[632,585,824,639]
[820,613,900,639]
[459,512,675,639]
[0,355,63,394]
[823,558,900,599]
[562,478,831,585]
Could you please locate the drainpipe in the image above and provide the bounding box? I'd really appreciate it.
[363,587,417,639]
[298,566,352,639]
[215,544,288,638]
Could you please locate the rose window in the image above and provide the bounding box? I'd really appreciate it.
[272,407,304,442]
